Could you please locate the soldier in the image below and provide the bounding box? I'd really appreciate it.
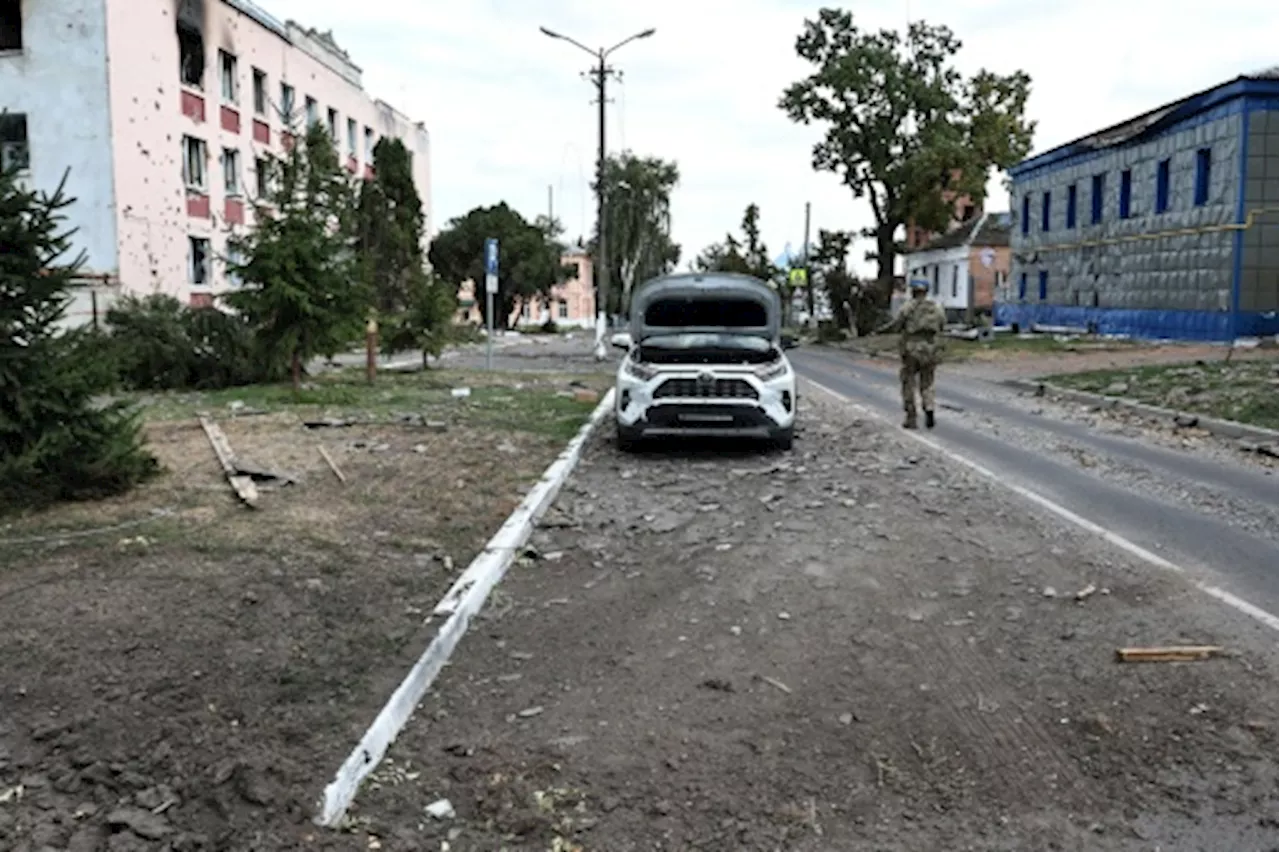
[877,280,947,429]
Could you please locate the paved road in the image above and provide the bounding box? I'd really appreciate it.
[792,346,1280,619]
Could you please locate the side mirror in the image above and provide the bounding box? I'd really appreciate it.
[609,332,632,350]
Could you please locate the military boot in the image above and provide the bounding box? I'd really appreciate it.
[903,410,918,430]
[924,410,935,429]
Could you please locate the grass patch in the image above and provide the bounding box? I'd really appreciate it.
[1045,359,1279,430]
[836,333,1140,363]
[128,368,604,440]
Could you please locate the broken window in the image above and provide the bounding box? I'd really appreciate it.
[252,69,266,115]
[219,50,237,103]
[327,108,338,142]
[182,136,207,190]
[178,25,204,89]
[279,83,294,121]
[0,0,22,51]
[363,126,373,161]
[189,237,211,285]
[346,118,357,156]
[0,112,29,171]
[305,96,317,127]
[254,157,269,198]
[222,148,240,195]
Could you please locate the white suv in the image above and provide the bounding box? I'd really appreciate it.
[612,272,797,452]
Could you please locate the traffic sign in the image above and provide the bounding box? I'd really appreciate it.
[485,273,498,294]
[789,267,807,286]
[484,237,499,275]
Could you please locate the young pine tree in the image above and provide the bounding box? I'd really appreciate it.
[0,167,156,509]
[226,123,367,390]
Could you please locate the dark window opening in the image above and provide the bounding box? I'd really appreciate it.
[1018,272,1027,301]
[255,157,269,198]
[1090,173,1105,224]
[218,50,237,103]
[0,0,22,51]
[1091,290,1100,308]
[1156,159,1171,213]
[178,25,204,89]
[279,83,295,121]
[1041,191,1051,232]
[951,265,959,298]
[1037,270,1048,301]
[327,107,338,141]
[643,297,768,328]
[189,237,210,285]
[0,112,29,171]
[252,68,267,115]
[931,265,939,295]
[1066,184,1077,229]
[305,96,318,127]
[1119,169,1132,219]
[1194,148,1211,206]
[961,203,975,221]
[1020,194,1030,235]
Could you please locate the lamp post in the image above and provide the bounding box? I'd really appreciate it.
[539,25,655,360]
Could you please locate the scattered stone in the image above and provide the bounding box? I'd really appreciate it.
[777,611,791,621]
[425,798,456,820]
[838,712,856,726]
[1042,586,1057,598]
[106,806,173,840]
[517,706,545,719]
[700,678,735,693]
[729,625,742,636]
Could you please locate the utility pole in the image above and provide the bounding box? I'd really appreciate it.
[540,25,655,360]
[802,202,813,323]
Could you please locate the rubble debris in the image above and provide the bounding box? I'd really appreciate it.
[700,678,735,693]
[1116,645,1223,663]
[756,674,793,695]
[303,417,353,429]
[198,415,259,507]
[451,387,471,399]
[517,705,545,718]
[318,446,347,483]
[425,798,456,819]
[106,806,173,839]
[573,388,601,403]
[1074,583,1098,601]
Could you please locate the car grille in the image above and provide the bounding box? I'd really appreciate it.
[653,377,759,400]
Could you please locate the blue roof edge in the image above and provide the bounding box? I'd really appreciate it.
[1009,74,1279,179]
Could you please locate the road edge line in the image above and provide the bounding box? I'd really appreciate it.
[315,388,617,828]
[801,377,1280,633]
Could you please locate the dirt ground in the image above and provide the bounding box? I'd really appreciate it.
[337,390,1278,850]
[0,372,603,851]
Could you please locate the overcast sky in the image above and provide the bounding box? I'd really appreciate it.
[260,0,1278,276]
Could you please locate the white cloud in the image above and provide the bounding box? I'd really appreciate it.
[258,0,1278,276]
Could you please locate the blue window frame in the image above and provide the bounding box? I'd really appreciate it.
[1066,184,1077,229]
[1037,270,1048,301]
[1018,272,1027,300]
[1090,173,1105,224]
[1041,191,1051,232]
[1119,169,1132,219]
[1021,194,1030,235]
[1194,148,1211,206]
[1155,159,1171,213]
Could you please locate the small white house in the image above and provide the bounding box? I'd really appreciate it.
[903,213,1012,321]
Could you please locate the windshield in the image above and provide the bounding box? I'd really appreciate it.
[639,333,772,352]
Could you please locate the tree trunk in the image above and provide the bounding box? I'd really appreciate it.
[875,223,896,295]
[291,349,301,391]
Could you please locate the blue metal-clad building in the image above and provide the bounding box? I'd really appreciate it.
[999,68,1278,341]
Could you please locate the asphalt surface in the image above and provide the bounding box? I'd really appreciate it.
[791,346,1280,619]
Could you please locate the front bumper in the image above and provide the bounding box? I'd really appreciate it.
[614,369,796,438]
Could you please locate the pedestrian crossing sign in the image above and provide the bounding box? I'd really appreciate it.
[789,267,807,286]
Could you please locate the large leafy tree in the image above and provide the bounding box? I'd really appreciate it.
[779,9,1034,291]
[226,122,367,389]
[428,202,573,330]
[0,166,156,508]
[357,137,425,314]
[595,151,681,315]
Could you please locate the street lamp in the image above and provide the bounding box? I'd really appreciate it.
[540,25,655,360]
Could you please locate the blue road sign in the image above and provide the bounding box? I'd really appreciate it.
[484,238,499,275]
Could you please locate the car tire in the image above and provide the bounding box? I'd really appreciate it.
[616,425,639,453]
[771,427,794,452]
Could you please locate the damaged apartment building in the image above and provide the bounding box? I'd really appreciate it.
[0,0,431,324]
[1001,67,1278,341]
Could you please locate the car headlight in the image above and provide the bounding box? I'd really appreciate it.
[754,360,790,382]
[624,359,657,381]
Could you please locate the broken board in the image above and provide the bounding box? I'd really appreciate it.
[199,415,260,508]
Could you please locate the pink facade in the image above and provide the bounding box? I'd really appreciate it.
[455,249,596,329]
[0,0,430,314]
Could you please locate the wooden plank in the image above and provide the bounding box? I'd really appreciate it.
[1115,645,1223,663]
[198,415,258,508]
[318,445,347,484]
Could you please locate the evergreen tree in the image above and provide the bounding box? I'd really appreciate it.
[0,166,156,509]
[380,270,456,367]
[357,138,425,314]
[226,123,366,390]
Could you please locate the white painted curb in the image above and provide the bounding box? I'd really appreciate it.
[316,388,617,827]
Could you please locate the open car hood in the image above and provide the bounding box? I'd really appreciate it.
[629,273,781,343]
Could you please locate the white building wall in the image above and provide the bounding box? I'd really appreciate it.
[905,245,970,312]
[0,0,118,291]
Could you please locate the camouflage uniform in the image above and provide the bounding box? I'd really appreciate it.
[880,296,947,428]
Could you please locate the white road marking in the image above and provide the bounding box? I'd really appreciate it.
[316,389,618,827]
[802,376,1280,632]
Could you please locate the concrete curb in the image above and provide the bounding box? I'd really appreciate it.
[1005,379,1279,444]
[315,389,617,828]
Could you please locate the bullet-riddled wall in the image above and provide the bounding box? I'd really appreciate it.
[1000,70,1278,341]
